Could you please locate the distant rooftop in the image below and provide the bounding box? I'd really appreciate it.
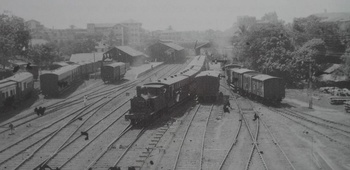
[70,52,104,63]
[116,46,145,57]
[311,12,350,22]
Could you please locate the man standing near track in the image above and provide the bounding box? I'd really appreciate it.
[9,123,15,135]
[83,95,88,107]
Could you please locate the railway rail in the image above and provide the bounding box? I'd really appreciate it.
[222,84,296,170]
[269,107,350,149]
[0,63,177,136]
[0,63,183,169]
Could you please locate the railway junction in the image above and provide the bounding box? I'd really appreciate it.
[0,57,350,170]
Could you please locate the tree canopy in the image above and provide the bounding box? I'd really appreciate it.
[0,13,30,67]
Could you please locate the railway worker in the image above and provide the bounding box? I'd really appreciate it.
[223,101,232,113]
[9,123,15,135]
[151,64,154,70]
[81,131,89,140]
[253,113,259,121]
[34,107,39,116]
[83,95,88,107]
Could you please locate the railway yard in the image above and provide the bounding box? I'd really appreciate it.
[1,58,350,170]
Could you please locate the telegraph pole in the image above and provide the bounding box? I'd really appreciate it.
[308,61,313,109]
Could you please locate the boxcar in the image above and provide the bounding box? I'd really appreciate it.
[251,74,285,102]
[223,64,242,84]
[231,68,257,93]
[0,80,17,107]
[195,70,220,102]
[40,65,81,97]
[242,72,262,96]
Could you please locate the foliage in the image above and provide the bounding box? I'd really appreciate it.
[234,21,294,73]
[0,13,31,67]
[289,39,326,81]
[27,42,59,66]
[56,39,97,56]
[292,15,345,62]
[233,12,349,87]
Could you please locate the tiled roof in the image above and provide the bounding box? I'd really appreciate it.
[70,52,104,63]
[116,46,144,57]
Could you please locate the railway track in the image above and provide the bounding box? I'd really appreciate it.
[269,107,350,149]
[0,64,182,169]
[170,104,213,170]
[221,84,296,170]
[280,108,350,136]
[0,64,176,136]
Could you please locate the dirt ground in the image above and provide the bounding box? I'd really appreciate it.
[254,89,350,170]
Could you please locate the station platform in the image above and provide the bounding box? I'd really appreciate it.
[125,62,163,80]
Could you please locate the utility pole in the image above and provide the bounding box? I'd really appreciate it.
[308,61,313,109]
[94,52,96,80]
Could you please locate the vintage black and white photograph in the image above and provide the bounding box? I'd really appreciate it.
[0,0,350,169]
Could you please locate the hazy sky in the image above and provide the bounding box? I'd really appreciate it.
[1,0,350,31]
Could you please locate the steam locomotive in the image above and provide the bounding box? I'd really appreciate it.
[125,55,208,125]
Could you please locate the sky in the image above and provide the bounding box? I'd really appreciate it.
[1,0,350,31]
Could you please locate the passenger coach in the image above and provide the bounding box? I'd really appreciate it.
[40,65,81,97]
[101,62,129,83]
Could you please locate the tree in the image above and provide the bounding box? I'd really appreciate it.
[27,43,59,67]
[289,39,327,81]
[0,13,30,68]
[292,16,345,62]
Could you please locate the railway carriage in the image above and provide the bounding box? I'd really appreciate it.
[251,74,285,102]
[101,62,128,83]
[40,64,81,97]
[8,72,34,100]
[0,72,34,107]
[194,70,221,102]
[0,80,17,107]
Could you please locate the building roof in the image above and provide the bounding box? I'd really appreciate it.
[312,12,350,22]
[195,42,211,49]
[161,42,184,51]
[7,72,33,82]
[93,23,118,28]
[324,64,342,74]
[318,74,348,82]
[70,52,104,63]
[116,46,145,57]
